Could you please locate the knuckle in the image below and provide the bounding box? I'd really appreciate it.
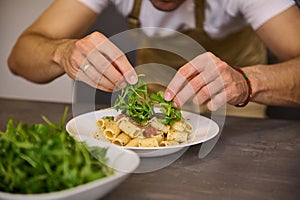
[178,66,190,77]
[205,52,214,58]
[199,87,211,99]
[226,86,239,102]
[89,32,108,45]
[98,60,111,72]
[204,52,217,62]
[216,61,228,72]
[90,72,101,84]
[75,39,92,53]
[90,32,104,39]
[190,76,204,91]
[204,52,224,66]
[201,86,211,98]
[110,73,121,84]
[223,71,235,84]
[75,39,84,49]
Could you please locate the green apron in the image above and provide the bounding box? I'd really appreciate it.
[126,0,267,118]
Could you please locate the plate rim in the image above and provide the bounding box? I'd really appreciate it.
[66,107,220,151]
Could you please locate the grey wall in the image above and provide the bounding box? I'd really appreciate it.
[0,0,132,104]
[0,0,73,103]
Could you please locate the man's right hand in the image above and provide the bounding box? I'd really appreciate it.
[55,32,138,92]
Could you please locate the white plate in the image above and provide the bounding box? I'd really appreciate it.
[0,139,140,200]
[66,108,219,157]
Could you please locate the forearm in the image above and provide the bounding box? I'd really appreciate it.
[243,56,300,106]
[8,32,72,83]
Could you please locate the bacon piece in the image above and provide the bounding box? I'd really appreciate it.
[143,125,158,138]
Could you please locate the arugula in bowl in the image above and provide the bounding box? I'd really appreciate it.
[0,107,113,194]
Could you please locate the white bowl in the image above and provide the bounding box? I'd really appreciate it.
[0,139,140,200]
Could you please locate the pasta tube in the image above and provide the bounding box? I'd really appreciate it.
[93,129,110,142]
[151,132,164,143]
[113,133,131,146]
[149,117,170,133]
[167,129,188,143]
[138,137,159,147]
[184,121,193,134]
[97,118,110,129]
[160,140,179,146]
[171,121,186,132]
[117,118,142,138]
[125,138,139,147]
[103,121,121,140]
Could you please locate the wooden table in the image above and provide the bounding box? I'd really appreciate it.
[1,98,299,200]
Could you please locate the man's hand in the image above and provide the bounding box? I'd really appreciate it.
[164,52,249,111]
[54,32,138,92]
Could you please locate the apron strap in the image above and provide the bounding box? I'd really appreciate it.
[194,0,205,30]
[127,0,142,29]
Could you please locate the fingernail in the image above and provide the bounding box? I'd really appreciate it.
[165,92,171,101]
[130,75,137,84]
[173,102,178,108]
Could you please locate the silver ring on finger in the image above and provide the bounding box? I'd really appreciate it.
[81,63,91,73]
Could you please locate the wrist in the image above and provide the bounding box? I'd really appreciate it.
[241,66,266,102]
[231,66,252,107]
[53,39,76,70]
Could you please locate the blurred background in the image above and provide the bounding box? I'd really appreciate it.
[0,0,72,103]
[0,0,126,104]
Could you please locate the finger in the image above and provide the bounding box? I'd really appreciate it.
[67,47,86,79]
[95,75,116,92]
[192,76,225,106]
[89,32,138,84]
[165,62,199,101]
[80,62,116,91]
[76,69,112,92]
[165,52,215,101]
[172,64,225,109]
[172,73,205,108]
[207,91,227,111]
[86,48,125,86]
[76,37,122,83]
[96,40,137,85]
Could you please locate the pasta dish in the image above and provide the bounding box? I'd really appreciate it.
[93,76,193,147]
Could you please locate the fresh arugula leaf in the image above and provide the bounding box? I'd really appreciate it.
[149,91,182,125]
[114,75,154,125]
[114,75,182,125]
[0,107,113,194]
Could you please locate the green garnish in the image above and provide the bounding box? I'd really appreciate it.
[0,107,113,194]
[149,91,182,125]
[103,116,114,121]
[114,75,182,125]
[114,75,154,125]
